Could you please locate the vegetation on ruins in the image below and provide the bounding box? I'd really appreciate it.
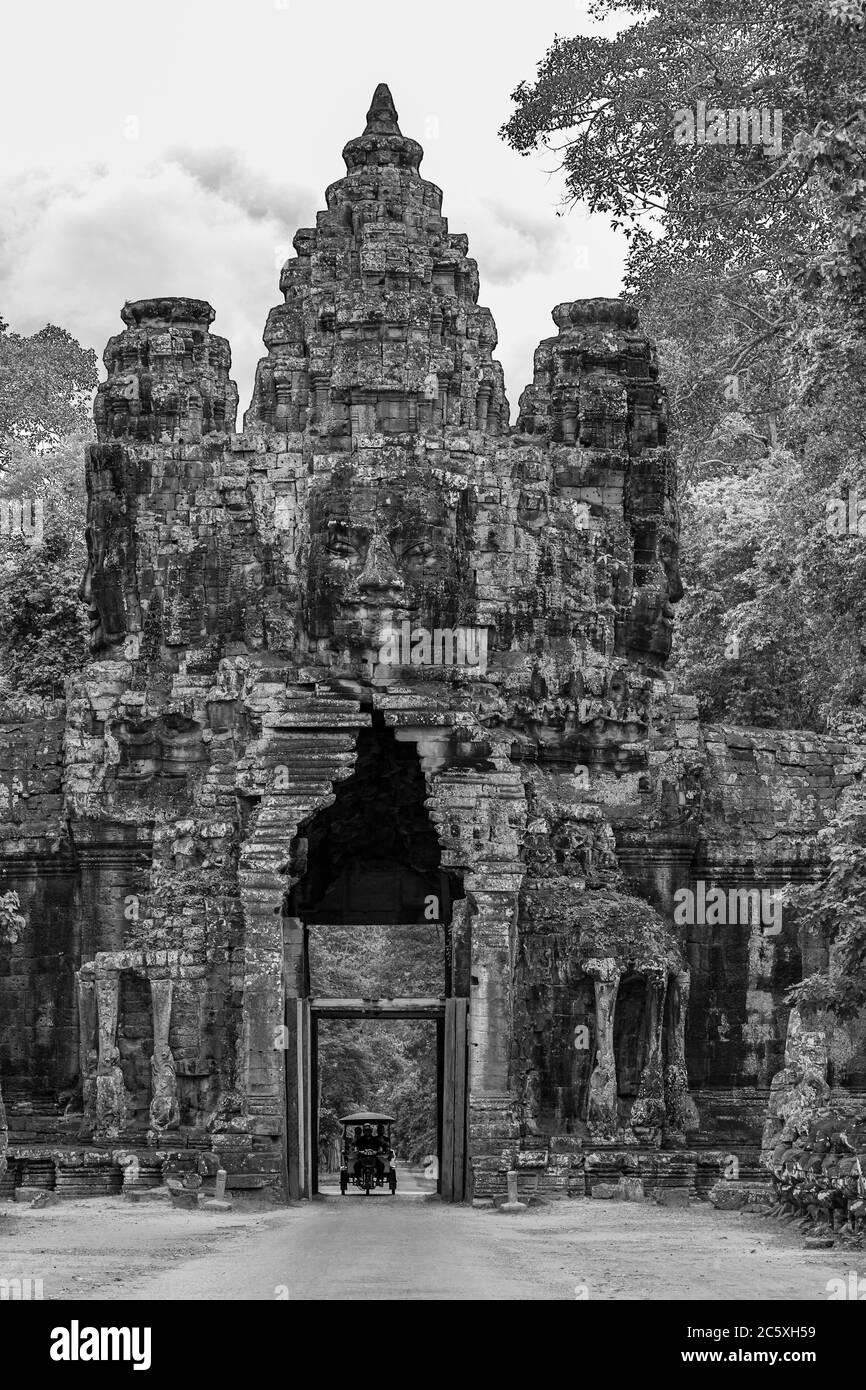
[0,318,95,696]
[0,533,88,697]
[788,774,866,1019]
[502,0,866,1020]
[0,319,97,454]
[0,889,24,943]
[502,0,866,733]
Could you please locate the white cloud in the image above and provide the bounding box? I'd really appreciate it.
[0,154,316,409]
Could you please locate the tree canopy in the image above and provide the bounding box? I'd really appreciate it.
[503,0,866,1022]
[0,317,95,697]
[0,319,98,458]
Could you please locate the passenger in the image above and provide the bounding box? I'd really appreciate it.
[352,1125,364,1178]
[375,1123,388,1178]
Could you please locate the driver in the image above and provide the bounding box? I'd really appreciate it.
[353,1123,376,1178]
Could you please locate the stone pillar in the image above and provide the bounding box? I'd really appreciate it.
[274,369,292,429]
[476,383,492,432]
[75,963,98,1137]
[0,1086,6,1183]
[585,957,621,1138]
[94,964,128,1141]
[466,879,523,1161]
[149,978,179,1133]
[663,970,699,1137]
[0,891,24,1175]
[468,897,514,1094]
[761,1005,831,1166]
[630,974,666,1143]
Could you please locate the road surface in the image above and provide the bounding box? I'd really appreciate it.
[1,1195,859,1301]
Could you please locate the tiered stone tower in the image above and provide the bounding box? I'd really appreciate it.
[0,87,863,1203]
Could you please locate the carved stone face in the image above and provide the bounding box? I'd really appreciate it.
[79,449,137,653]
[516,487,549,535]
[113,714,207,781]
[625,525,683,662]
[523,819,557,876]
[304,467,472,660]
[159,715,208,777]
[505,470,599,645]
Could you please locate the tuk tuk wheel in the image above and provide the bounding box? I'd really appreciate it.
[389,1170,397,1194]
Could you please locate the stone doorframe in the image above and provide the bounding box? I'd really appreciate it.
[281,994,470,1201]
[235,680,529,1201]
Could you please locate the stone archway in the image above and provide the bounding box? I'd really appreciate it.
[278,716,471,1201]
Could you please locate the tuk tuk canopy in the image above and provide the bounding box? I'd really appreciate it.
[338,1112,394,1127]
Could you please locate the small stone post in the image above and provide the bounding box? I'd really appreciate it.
[501,1169,527,1213]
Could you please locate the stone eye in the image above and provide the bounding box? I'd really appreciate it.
[399,540,444,573]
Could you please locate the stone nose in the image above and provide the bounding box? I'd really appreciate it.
[356,534,404,593]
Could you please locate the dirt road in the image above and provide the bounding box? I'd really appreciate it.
[2,1194,861,1301]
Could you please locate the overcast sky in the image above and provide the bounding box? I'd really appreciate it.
[0,0,626,416]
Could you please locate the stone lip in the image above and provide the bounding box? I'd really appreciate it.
[121,297,217,329]
[552,298,640,331]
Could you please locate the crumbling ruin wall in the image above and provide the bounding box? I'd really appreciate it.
[0,885,26,1176]
[0,85,863,1202]
[0,699,76,1142]
[687,726,866,1146]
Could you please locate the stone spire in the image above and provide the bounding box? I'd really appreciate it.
[246,84,508,441]
[342,81,423,173]
[364,82,401,135]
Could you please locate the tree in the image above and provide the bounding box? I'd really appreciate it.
[502,0,866,343]
[501,3,866,1025]
[0,319,98,458]
[0,534,89,698]
[788,770,866,1020]
[502,1,866,737]
[0,316,95,696]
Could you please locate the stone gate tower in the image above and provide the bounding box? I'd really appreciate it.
[1,86,863,1203]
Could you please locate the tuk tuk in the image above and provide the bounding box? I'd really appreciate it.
[338,1111,397,1195]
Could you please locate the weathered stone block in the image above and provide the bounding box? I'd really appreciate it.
[708,1182,745,1210]
[655,1187,690,1208]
